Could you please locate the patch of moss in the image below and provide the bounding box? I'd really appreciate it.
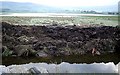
[2,46,13,56]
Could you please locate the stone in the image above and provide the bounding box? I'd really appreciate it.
[36,51,48,57]
[14,45,36,56]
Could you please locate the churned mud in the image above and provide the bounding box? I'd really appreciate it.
[1,22,120,57]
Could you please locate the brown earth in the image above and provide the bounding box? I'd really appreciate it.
[1,22,120,57]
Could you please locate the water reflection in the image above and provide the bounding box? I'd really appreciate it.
[1,54,120,74]
[2,53,120,66]
[0,62,119,73]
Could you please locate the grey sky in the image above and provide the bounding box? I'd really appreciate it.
[1,0,119,7]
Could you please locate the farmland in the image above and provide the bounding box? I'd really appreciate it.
[1,15,118,27]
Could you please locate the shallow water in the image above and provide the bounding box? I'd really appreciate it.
[0,62,119,73]
[1,50,120,74]
[0,13,117,17]
[2,53,120,66]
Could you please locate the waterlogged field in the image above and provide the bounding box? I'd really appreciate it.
[1,15,118,27]
[1,14,120,74]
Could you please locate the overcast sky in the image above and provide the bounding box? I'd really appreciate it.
[1,0,119,7]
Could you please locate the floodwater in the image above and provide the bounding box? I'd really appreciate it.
[0,62,119,73]
[0,13,117,17]
[2,53,120,66]
[1,53,120,73]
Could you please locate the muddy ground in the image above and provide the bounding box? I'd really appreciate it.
[1,22,120,57]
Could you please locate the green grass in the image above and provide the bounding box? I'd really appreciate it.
[1,16,119,27]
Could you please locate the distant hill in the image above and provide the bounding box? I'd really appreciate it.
[1,1,63,13]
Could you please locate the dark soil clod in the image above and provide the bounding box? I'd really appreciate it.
[1,22,120,57]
